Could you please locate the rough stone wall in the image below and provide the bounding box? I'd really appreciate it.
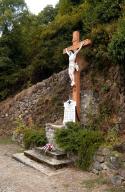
[80,65,125,131]
[80,90,98,125]
[0,70,70,135]
[91,146,125,186]
[0,64,125,135]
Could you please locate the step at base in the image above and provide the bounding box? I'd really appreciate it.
[35,147,67,160]
[24,150,72,169]
[13,153,68,176]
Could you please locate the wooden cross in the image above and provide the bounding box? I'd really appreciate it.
[63,31,91,121]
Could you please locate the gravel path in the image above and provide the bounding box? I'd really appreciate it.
[0,144,109,192]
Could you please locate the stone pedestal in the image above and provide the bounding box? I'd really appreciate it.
[45,123,64,150]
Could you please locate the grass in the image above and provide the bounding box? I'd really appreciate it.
[0,137,14,145]
[80,177,124,192]
[104,186,125,192]
[81,177,108,190]
[83,178,125,192]
[0,136,24,153]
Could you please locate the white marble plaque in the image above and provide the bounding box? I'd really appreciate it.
[63,100,76,124]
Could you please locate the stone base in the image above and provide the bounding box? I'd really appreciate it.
[24,149,72,169]
[13,146,72,171]
[35,147,67,160]
[13,153,69,176]
[45,123,64,150]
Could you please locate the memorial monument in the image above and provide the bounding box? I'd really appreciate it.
[63,99,76,124]
[13,32,92,170]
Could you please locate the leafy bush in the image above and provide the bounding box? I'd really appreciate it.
[78,129,104,170]
[55,122,103,170]
[14,117,47,149]
[23,129,47,149]
[108,17,125,65]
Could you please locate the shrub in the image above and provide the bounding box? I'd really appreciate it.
[108,17,125,65]
[23,129,47,149]
[55,122,103,170]
[77,129,104,170]
[14,117,47,149]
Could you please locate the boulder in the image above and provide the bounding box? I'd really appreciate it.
[111,175,123,186]
[95,155,105,163]
[93,161,103,171]
[114,143,125,153]
[96,147,110,156]
[118,169,125,179]
[108,156,121,170]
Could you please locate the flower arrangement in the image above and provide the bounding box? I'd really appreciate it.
[42,143,55,153]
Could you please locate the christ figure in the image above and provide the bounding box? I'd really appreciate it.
[66,42,83,86]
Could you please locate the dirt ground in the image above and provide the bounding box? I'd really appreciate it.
[0,143,115,192]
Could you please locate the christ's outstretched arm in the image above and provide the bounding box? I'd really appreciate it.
[74,42,83,55]
[66,48,70,56]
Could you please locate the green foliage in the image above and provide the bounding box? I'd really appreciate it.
[55,122,103,170]
[92,0,123,23]
[59,0,72,15]
[0,0,125,100]
[23,129,47,149]
[15,117,47,149]
[78,130,103,170]
[55,122,82,153]
[37,5,58,25]
[108,16,125,65]
[0,0,27,33]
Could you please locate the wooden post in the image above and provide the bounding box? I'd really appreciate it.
[72,31,80,120]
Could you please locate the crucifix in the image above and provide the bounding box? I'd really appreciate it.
[63,31,91,121]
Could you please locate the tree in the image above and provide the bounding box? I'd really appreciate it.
[59,0,72,15]
[37,5,58,25]
[0,0,27,34]
[70,0,82,5]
